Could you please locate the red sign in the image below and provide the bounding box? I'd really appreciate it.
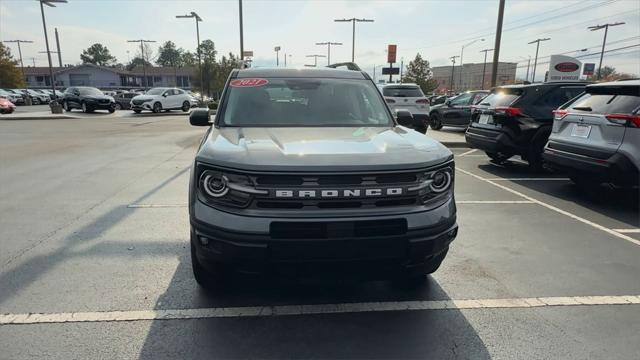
[387,44,397,64]
[554,62,580,73]
[230,78,269,87]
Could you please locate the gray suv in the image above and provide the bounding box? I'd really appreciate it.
[544,80,640,187]
[188,68,458,288]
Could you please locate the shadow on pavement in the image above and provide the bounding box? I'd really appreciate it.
[138,255,491,359]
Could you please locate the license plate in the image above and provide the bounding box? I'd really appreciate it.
[479,114,492,124]
[571,124,591,138]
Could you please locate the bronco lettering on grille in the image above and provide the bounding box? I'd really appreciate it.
[274,188,403,198]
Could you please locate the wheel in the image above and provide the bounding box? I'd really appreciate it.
[191,232,226,290]
[81,102,88,113]
[486,151,512,163]
[527,128,551,171]
[115,103,122,110]
[133,109,142,114]
[63,101,71,112]
[182,101,190,112]
[430,114,443,130]
[152,102,162,113]
[393,247,449,289]
[108,106,115,114]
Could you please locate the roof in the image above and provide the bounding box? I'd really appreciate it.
[22,64,196,76]
[235,67,367,79]
[128,66,195,76]
[587,79,640,87]
[23,67,64,75]
[497,81,590,89]
[379,83,420,88]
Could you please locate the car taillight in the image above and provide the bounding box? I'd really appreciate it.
[553,109,568,120]
[606,113,640,128]
[385,98,396,104]
[494,106,524,117]
[416,99,429,104]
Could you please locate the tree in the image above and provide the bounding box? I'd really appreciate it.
[590,65,634,82]
[0,43,25,88]
[126,57,151,71]
[80,43,117,66]
[195,40,218,96]
[156,41,183,67]
[181,51,197,66]
[402,53,438,94]
[212,53,242,97]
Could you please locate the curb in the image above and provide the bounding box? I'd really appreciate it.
[0,115,76,120]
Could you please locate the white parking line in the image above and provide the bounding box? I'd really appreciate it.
[127,204,187,208]
[457,200,535,204]
[457,149,477,157]
[484,178,570,181]
[1,295,637,325]
[457,168,640,246]
[613,229,640,234]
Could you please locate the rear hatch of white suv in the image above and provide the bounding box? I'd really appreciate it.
[382,85,430,117]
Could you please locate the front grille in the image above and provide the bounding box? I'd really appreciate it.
[132,99,145,105]
[270,219,407,239]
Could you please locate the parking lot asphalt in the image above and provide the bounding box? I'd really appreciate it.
[0,117,638,359]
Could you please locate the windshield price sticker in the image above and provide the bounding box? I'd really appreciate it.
[230,78,269,87]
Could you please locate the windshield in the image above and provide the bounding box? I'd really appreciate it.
[146,88,167,95]
[220,78,392,127]
[478,88,522,107]
[78,87,103,96]
[382,86,424,97]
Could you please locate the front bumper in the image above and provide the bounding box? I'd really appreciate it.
[131,102,153,111]
[465,126,517,154]
[190,196,458,277]
[87,101,115,110]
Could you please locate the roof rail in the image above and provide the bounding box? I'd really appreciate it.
[326,62,362,71]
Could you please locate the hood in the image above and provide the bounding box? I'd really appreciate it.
[132,95,157,102]
[196,126,452,172]
[85,95,114,101]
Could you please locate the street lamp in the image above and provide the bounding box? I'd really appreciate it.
[39,0,66,108]
[458,38,484,91]
[528,37,550,82]
[479,48,493,89]
[316,42,342,65]
[127,39,156,91]
[449,55,459,95]
[333,18,374,62]
[274,46,281,66]
[305,54,326,67]
[176,12,204,101]
[588,22,625,79]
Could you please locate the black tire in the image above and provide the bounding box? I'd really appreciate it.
[182,101,190,112]
[115,103,122,110]
[108,106,115,114]
[81,102,88,113]
[393,246,449,289]
[486,151,512,163]
[527,128,552,171]
[191,233,226,290]
[152,102,162,113]
[430,114,443,130]
[133,109,142,114]
[63,101,71,112]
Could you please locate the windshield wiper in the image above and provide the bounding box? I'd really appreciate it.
[572,106,592,111]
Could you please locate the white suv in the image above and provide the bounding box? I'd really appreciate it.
[379,83,430,133]
[130,87,196,113]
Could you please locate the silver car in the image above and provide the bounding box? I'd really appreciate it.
[544,80,639,187]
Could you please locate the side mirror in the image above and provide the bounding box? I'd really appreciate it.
[74,91,80,96]
[162,93,168,97]
[445,99,452,107]
[395,110,415,128]
[190,108,211,127]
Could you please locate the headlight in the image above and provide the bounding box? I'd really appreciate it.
[429,168,452,193]
[197,167,265,208]
[200,171,229,197]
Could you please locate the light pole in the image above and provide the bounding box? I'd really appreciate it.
[274,46,281,66]
[127,39,156,91]
[518,56,531,82]
[239,0,244,67]
[458,38,484,91]
[479,48,493,89]
[449,55,459,95]
[490,0,505,88]
[588,22,625,79]
[333,18,374,62]
[39,0,66,105]
[316,42,342,65]
[176,12,203,101]
[3,40,33,79]
[305,54,326,67]
[528,37,550,82]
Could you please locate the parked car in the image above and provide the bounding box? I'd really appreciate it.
[130,87,195,113]
[16,89,49,105]
[113,92,137,110]
[62,86,116,113]
[187,67,457,289]
[544,80,639,187]
[0,89,24,105]
[465,82,587,169]
[430,95,451,106]
[379,83,430,133]
[429,90,489,130]
[0,97,16,114]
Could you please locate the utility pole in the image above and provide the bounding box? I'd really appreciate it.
[239,0,244,67]
[528,37,550,83]
[399,58,404,83]
[316,42,342,65]
[449,55,459,95]
[54,28,62,67]
[479,48,493,90]
[274,46,281,66]
[519,56,531,82]
[3,40,33,78]
[284,53,287,67]
[305,54,326,67]
[490,0,505,88]
[373,65,376,82]
[458,38,484,91]
[176,12,203,100]
[333,18,374,62]
[39,0,66,105]
[127,39,156,90]
[29,57,36,67]
[588,22,625,79]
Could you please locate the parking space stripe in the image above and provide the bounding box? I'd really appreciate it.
[613,229,640,234]
[457,168,640,247]
[457,200,535,204]
[484,178,570,181]
[457,149,477,157]
[1,295,637,325]
[127,204,187,208]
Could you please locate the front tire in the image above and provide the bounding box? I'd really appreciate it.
[182,101,190,112]
[191,233,226,290]
[152,102,162,113]
[486,151,512,163]
[394,246,449,289]
[63,101,71,112]
[115,103,122,110]
[81,102,88,113]
[430,114,443,130]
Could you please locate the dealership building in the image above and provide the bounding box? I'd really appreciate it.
[23,64,195,89]
[432,62,518,93]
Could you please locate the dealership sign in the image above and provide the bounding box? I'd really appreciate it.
[547,55,582,82]
[583,63,596,76]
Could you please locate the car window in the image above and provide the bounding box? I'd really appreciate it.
[382,86,423,97]
[78,88,103,96]
[449,93,473,106]
[472,93,487,105]
[535,86,584,108]
[567,91,640,114]
[478,88,523,107]
[221,78,392,127]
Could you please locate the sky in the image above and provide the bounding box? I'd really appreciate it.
[1,0,639,81]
